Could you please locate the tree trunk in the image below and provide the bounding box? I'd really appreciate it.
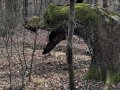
[85,0,89,4]
[4,0,14,89]
[49,0,53,3]
[23,0,28,21]
[67,0,75,90]
[118,0,120,14]
[22,0,29,89]
[0,0,2,10]
[93,0,98,5]
[102,0,108,8]
[85,13,120,87]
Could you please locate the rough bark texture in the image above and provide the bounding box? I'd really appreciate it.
[25,4,120,86]
[102,0,108,8]
[86,10,120,86]
[0,0,1,10]
[23,0,28,22]
[67,0,75,90]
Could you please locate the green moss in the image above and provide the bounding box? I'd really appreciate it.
[26,16,40,27]
[98,8,120,17]
[75,4,97,23]
[94,7,120,24]
[43,3,120,31]
[44,3,98,32]
[105,71,120,86]
[84,68,120,87]
[25,3,120,32]
[44,3,69,29]
[83,68,103,81]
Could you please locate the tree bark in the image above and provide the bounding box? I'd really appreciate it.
[67,0,75,90]
[93,0,98,5]
[85,13,120,87]
[23,0,28,21]
[0,0,2,10]
[118,0,120,14]
[102,0,108,8]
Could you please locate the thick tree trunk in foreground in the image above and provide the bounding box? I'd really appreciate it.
[67,0,75,90]
[86,14,120,86]
[0,0,1,10]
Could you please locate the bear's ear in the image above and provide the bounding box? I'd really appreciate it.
[76,0,84,3]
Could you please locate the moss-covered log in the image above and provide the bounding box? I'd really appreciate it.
[25,3,120,34]
[42,3,97,54]
[24,3,120,86]
[85,10,120,87]
[43,3,120,86]
[43,3,120,31]
[44,3,97,32]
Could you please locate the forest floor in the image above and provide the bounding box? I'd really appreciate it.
[0,29,120,90]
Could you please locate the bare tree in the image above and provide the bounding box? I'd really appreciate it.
[93,0,98,5]
[118,0,120,13]
[67,0,75,90]
[28,33,37,81]
[0,0,1,10]
[102,0,108,8]
[33,0,38,15]
[23,0,28,69]
[4,0,14,89]
[23,0,28,21]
